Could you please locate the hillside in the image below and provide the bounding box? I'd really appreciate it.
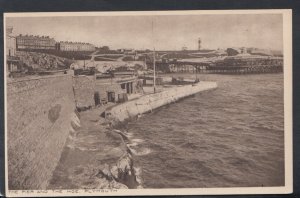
[17,51,74,71]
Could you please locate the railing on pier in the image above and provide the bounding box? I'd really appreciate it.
[148,56,283,74]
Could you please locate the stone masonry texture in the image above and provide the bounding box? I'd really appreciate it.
[7,75,76,190]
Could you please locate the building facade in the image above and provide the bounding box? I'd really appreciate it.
[15,34,96,52]
[16,34,56,50]
[6,27,20,73]
[6,27,16,57]
[56,41,95,51]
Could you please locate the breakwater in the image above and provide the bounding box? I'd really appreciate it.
[105,81,217,122]
[7,74,78,190]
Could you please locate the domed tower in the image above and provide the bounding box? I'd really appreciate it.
[198,38,201,51]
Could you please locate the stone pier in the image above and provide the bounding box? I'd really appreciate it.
[105,81,217,122]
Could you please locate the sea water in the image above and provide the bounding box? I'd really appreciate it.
[125,73,284,188]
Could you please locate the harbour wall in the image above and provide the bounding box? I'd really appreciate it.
[7,74,77,190]
[106,81,217,122]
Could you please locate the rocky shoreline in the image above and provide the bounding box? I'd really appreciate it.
[48,106,142,190]
[92,126,143,189]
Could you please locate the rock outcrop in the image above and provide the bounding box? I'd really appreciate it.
[110,153,138,188]
[17,51,70,71]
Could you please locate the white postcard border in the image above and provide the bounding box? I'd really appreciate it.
[3,9,293,197]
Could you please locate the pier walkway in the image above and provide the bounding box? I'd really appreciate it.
[105,81,217,122]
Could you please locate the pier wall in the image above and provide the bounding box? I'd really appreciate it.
[73,75,96,108]
[73,76,141,108]
[7,74,76,190]
[106,81,217,122]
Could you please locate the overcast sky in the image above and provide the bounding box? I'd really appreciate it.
[6,14,283,51]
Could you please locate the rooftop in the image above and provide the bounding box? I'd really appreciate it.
[17,34,53,39]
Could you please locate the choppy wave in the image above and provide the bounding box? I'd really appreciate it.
[126,74,285,188]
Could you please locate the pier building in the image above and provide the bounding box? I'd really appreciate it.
[73,71,143,109]
[147,51,283,75]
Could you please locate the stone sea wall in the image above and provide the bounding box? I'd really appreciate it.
[7,74,77,190]
[106,81,218,122]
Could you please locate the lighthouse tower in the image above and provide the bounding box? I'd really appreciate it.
[198,38,201,51]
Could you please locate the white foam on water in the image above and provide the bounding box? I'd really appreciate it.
[131,138,144,143]
[113,129,134,138]
[125,132,134,138]
[134,166,143,187]
[127,142,138,147]
[68,134,76,140]
[113,129,122,133]
[127,139,145,148]
[129,147,152,156]
[137,114,144,120]
[66,144,75,150]
[73,146,99,152]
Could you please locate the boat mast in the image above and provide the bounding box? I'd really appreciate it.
[152,19,156,93]
[153,48,156,93]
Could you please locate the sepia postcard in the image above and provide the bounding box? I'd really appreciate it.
[4,9,292,197]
